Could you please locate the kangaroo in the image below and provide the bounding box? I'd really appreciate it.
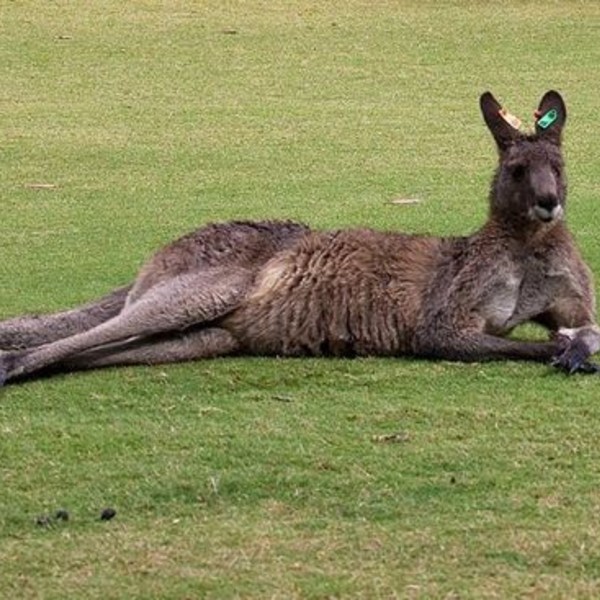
[0,90,598,385]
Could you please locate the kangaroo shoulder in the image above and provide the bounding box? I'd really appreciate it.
[526,226,592,287]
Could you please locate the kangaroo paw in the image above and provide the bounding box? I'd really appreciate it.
[551,338,598,375]
[572,361,600,375]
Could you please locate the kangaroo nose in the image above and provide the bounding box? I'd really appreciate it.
[537,195,558,211]
[534,195,561,222]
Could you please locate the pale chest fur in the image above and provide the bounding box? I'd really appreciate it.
[480,258,580,334]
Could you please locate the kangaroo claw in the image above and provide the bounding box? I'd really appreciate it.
[573,361,600,374]
[551,340,600,375]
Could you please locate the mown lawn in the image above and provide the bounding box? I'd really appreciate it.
[2,1,600,598]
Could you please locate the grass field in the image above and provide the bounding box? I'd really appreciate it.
[2,1,600,598]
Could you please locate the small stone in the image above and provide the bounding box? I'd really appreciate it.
[100,507,116,521]
[55,509,70,522]
[35,514,52,528]
[372,431,410,444]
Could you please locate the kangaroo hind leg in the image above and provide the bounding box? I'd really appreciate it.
[0,267,251,384]
[56,327,239,371]
[0,285,132,351]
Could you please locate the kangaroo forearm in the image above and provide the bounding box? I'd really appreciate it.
[415,333,559,363]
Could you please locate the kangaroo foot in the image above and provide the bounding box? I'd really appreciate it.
[0,355,6,387]
[0,350,26,386]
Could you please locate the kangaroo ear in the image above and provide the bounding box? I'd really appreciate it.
[534,90,566,144]
[480,91,521,152]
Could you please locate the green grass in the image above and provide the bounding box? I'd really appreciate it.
[2,1,600,597]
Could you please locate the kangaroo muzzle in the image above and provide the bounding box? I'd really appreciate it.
[533,195,563,222]
[529,165,562,222]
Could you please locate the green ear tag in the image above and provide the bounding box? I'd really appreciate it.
[537,108,558,129]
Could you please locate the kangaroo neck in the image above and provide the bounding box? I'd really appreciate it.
[479,214,568,250]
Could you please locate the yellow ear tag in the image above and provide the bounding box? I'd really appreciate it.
[499,107,522,131]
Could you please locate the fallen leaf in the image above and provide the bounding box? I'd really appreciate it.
[389,198,421,205]
[372,432,410,444]
[24,183,57,190]
[271,394,294,403]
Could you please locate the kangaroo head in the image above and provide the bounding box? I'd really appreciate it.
[480,90,567,228]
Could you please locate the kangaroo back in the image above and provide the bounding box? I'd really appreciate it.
[129,220,310,302]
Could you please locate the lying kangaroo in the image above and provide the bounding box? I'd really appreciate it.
[1,90,599,385]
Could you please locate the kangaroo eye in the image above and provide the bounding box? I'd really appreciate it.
[511,165,526,181]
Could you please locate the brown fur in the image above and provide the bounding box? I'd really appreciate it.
[0,90,598,385]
